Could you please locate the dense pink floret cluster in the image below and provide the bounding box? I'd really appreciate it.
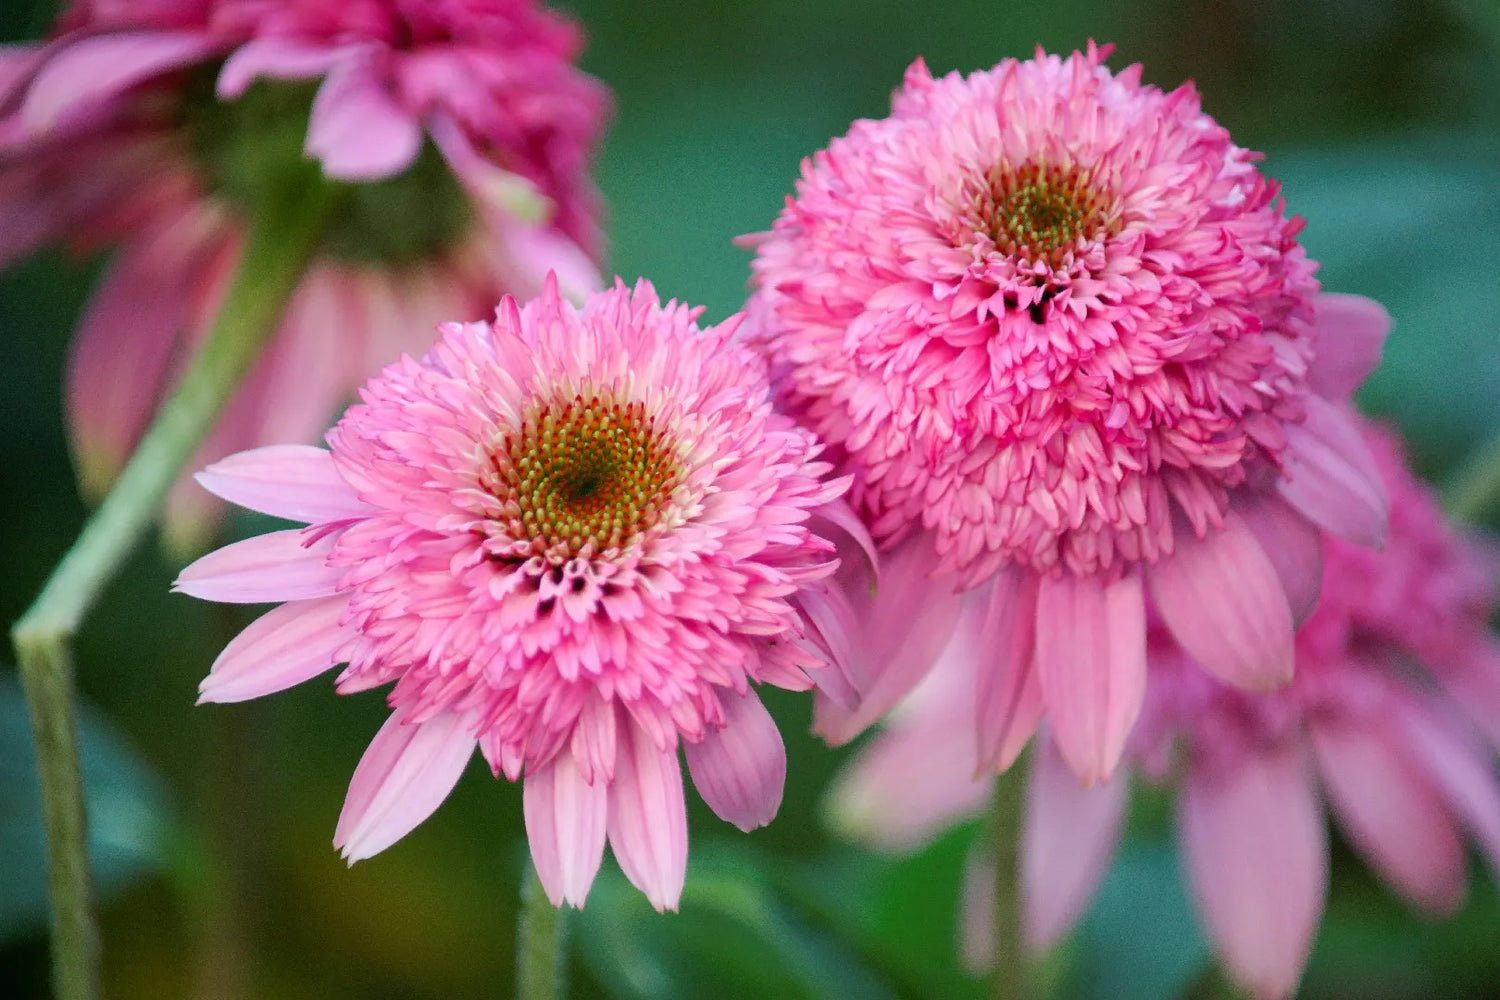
[177,279,858,909]
[751,43,1318,582]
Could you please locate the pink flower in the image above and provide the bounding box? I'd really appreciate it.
[746,43,1392,783]
[0,0,609,540]
[829,421,1500,1000]
[174,277,862,910]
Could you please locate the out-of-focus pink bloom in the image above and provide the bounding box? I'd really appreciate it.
[176,278,865,910]
[0,0,609,541]
[747,43,1391,783]
[829,421,1500,1000]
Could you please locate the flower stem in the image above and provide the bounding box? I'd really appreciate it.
[516,860,568,1000]
[990,754,1031,1000]
[1443,427,1500,523]
[10,180,334,1000]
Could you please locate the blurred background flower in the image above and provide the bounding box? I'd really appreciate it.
[3,1,1499,998]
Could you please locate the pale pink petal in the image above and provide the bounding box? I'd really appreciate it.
[23,31,218,133]
[429,112,551,225]
[975,568,1043,773]
[523,750,609,907]
[1398,698,1500,874]
[808,497,880,584]
[1310,717,1465,914]
[216,38,356,98]
[198,595,350,704]
[334,707,475,862]
[1235,493,1324,626]
[1435,645,1500,752]
[1277,397,1388,548]
[1034,571,1146,785]
[796,586,860,708]
[305,59,422,181]
[197,445,366,523]
[1306,294,1390,400]
[1179,742,1326,1000]
[685,688,785,832]
[173,529,341,602]
[1148,510,1294,693]
[1022,737,1128,949]
[607,722,688,912]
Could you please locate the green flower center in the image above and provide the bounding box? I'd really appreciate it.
[491,393,685,559]
[182,70,473,265]
[981,161,1113,263]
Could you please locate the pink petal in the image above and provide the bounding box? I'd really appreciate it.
[334,707,475,862]
[808,496,881,584]
[1310,717,1465,914]
[607,722,688,912]
[1147,510,1295,693]
[796,586,861,709]
[1235,493,1324,626]
[1398,697,1500,874]
[975,568,1043,773]
[305,59,422,181]
[1179,742,1326,1000]
[23,31,218,134]
[1277,397,1388,548]
[523,750,609,908]
[1306,294,1391,400]
[173,528,341,603]
[685,689,785,832]
[198,595,349,704]
[216,38,355,98]
[1434,645,1500,752]
[1033,571,1146,785]
[1022,736,1128,949]
[196,445,366,524]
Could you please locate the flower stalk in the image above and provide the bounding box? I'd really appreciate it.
[990,753,1031,1000]
[10,178,335,1000]
[516,860,569,1000]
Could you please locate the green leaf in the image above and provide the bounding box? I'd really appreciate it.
[0,671,174,942]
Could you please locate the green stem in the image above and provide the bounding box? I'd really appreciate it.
[990,754,1031,1000]
[1442,427,1500,523]
[516,861,568,1000]
[10,182,334,1000]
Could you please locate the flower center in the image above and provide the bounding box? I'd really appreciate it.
[182,71,473,265]
[980,161,1113,263]
[491,393,685,559]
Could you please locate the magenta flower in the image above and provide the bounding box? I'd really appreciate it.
[747,43,1391,783]
[0,0,608,538]
[174,278,860,910]
[830,421,1500,1000]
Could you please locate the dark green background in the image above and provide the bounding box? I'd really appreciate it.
[3,1,1499,997]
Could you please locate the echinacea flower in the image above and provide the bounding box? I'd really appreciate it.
[0,0,608,541]
[174,278,861,910]
[829,421,1500,1000]
[747,43,1391,783]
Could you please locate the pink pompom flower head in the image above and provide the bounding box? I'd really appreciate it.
[0,0,609,540]
[830,420,1500,1000]
[174,277,864,911]
[747,42,1392,783]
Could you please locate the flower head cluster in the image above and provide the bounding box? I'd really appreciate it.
[749,43,1390,783]
[176,278,858,909]
[0,0,609,538]
[829,421,1500,1000]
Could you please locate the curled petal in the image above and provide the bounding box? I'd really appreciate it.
[523,751,609,908]
[198,595,349,703]
[607,722,688,912]
[685,689,785,832]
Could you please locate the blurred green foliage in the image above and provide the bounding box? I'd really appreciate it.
[3,0,1500,998]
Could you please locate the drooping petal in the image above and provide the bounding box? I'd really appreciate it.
[607,722,688,912]
[1277,397,1388,548]
[216,37,356,97]
[22,31,218,134]
[198,595,350,703]
[975,567,1042,773]
[305,58,422,181]
[1034,571,1146,785]
[173,529,341,603]
[795,586,861,708]
[1022,737,1128,950]
[685,688,785,832]
[196,445,366,524]
[1306,294,1390,400]
[334,708,475,862]
[1398,697,1500,874]
[1148,511,1294,693]
[1179,742,1327,1000]
[523,750,609,908]
[1310,716,1465,914]
[1235,493,1324,626]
